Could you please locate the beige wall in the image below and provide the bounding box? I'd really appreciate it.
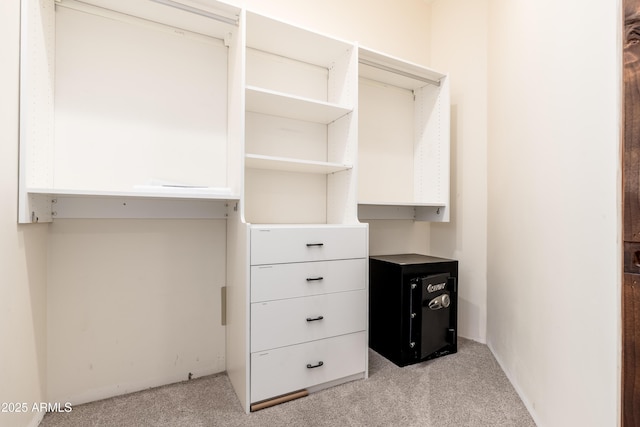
[244,0,432,65]
[46,219,227,404]
[0,1,49,426]
[486,1,620,426]
[427,0,620,424]
[429,0,489,343]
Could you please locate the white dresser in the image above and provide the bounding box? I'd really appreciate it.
[249,225,368,404]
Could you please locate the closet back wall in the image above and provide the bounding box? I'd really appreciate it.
[47,0,436,404]
[47,219,226,404]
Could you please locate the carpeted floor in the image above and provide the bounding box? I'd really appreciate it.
[40,338,535,426]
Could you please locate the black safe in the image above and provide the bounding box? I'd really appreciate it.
[369,254,458,367]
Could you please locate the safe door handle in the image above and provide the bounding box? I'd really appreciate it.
[306,316,324,322]
[306,361,324,369]
[306,276,324,282]
[306,243,324,247]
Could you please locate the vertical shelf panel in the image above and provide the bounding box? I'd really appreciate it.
[19,0,56,223]
[414,78,450,213]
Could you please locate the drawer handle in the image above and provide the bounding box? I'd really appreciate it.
[306,316,324,322]
[306,361,324,369]
[306,276,324,282]
[306,243,324,247]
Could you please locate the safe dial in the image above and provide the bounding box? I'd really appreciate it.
[428,294,451,310]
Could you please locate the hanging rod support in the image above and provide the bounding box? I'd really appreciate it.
[359,59,441,87]
[149,0,238,26]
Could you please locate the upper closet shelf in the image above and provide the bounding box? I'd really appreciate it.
[23,187,238,222]
[27,186,238,200]
[245,154,352,174]
[358,202,447,222]
[358,46,446,90]
[246,86,352,124]
[246,11,352,69]
[69,0,240,39]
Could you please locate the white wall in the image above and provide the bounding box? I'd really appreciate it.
[428,1,621,425]
[429,0,489,343]
[46,219,227,404]
[0,1,49,427]
[486,1,620,426]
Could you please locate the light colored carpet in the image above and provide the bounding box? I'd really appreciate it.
[39,338,535,426]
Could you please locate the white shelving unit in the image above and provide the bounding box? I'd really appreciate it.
[243,12,358,225]
[357,46,450,222]
[18,0,242,223]
[19,0,449,416]
[225,11,368,414]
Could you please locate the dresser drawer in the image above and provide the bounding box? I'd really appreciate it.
[251,258,366,302]
[250,225,367,265]
[251,289,366,352]
[250,331,367,403]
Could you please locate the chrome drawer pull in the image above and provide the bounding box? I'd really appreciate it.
[306,316,324,322]
[306,361,324,369]
[306,243,324,247]
[306,276,324,282]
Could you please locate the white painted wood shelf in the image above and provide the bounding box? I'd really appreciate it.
[28,187,237,199]
[245,154,352,174]
[358,202,447,222]
[24,187,238,221]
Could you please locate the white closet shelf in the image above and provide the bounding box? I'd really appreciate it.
[359,46,446,90]
[358,202,447,222]
[246,11,352,69]
[246,86,352,124]
[358,201,445,207]
[246,154,352,174]
[71,0,240,40]
[27,187,239,200]
[23,188,238,222]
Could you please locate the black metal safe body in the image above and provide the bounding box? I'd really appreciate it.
[369,254,458,367]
